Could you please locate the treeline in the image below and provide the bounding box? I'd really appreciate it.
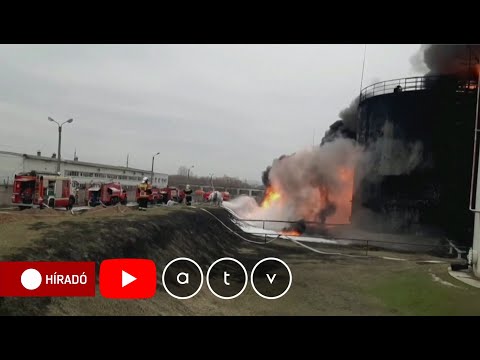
[168,174,263,190]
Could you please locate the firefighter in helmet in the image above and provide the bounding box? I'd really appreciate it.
[137,176,151,209]
[184,184,193,206]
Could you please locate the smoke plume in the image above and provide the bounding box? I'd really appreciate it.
[230,120,425,227]
[261,154,290,188]
[228,138,364,226]
[365,121,425,177]
[228,45,476,231]
[320,95,359,146]
[261,165,272,188]
[410,44,480,78]
[338,96,359,132]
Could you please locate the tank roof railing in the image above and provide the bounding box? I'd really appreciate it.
[359,75,478,103]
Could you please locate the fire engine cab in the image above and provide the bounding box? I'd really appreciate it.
[159,187,184,203]
[87,182,128,207]
[149,187,162,205]
[11,171,76,210]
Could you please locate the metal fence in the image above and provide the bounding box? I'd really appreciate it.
[232,218,468,258]
[360,76,478,102]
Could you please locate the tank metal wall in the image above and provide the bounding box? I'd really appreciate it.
[354,88,477,245]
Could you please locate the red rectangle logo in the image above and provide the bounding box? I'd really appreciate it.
[100,259,156,299]
[0,262,96,297]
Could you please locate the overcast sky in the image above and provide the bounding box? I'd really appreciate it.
[0,44,423,182]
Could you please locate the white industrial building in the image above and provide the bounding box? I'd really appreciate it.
[0,150,168,189]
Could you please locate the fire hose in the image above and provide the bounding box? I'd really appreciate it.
[201,208,448,264]
[200,208,279,245]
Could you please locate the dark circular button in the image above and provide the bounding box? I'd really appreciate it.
[250,258,292,299]
[162,258,203,299]
[206,258,248,299]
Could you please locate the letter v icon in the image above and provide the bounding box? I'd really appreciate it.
[266,274,276,284]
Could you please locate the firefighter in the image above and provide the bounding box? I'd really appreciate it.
[21,187,33,204]
[208,190,222,206]
[184,184,193,206]
[137,177,150,209]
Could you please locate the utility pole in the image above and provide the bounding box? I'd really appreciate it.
[359,44,367,96]
[209,173,214,190]
[126,154,129,168]
[48,117,73,175]
[469,65,480,278]
[187,165,194,184]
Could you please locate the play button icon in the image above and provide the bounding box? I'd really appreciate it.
[100,259,157,299]
[122,270,137,288]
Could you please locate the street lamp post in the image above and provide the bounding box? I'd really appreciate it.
[187,165,194,183]
[209,173,214,190]
[48,117,73,174]
[151,152,160,184]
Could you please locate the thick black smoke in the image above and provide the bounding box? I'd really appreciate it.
[410,44,480,78]
[258,45,478,225]
[338,96,360,132]
[321,96,359,146]
[261,165,272,187]
[322,45,480,149]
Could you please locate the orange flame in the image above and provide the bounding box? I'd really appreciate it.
[259,167,354,225]
[327,167,354,224]
[281,229,301,236]
[261,187,281,209]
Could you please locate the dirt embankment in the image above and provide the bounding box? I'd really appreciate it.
[0,204,137,225]
[0,207,304,315]
[2,207,478,316]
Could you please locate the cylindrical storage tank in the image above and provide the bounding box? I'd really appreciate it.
[353,76,477,245]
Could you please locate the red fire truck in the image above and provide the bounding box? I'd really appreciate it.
[203,191,231,202]
[11,171,76,210]
[159,187,185,203]
[87,182,128,207]
[149,187,162,204]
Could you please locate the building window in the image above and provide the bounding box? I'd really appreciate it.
[65,170,80,177]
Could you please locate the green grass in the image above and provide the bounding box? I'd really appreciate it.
[368,268,480,315]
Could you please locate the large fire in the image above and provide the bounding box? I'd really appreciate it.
[224,140,359,236]
[261,187,281,209]
[328,166,354,224]
[259,166,354,225]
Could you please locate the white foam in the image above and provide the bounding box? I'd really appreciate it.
[225,203,339,245]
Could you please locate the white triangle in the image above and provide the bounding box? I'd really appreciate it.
[122,270,137,288]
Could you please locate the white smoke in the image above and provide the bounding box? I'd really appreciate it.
[362,121,424,177]
[226,128,425,227]
[225,138,364,225]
